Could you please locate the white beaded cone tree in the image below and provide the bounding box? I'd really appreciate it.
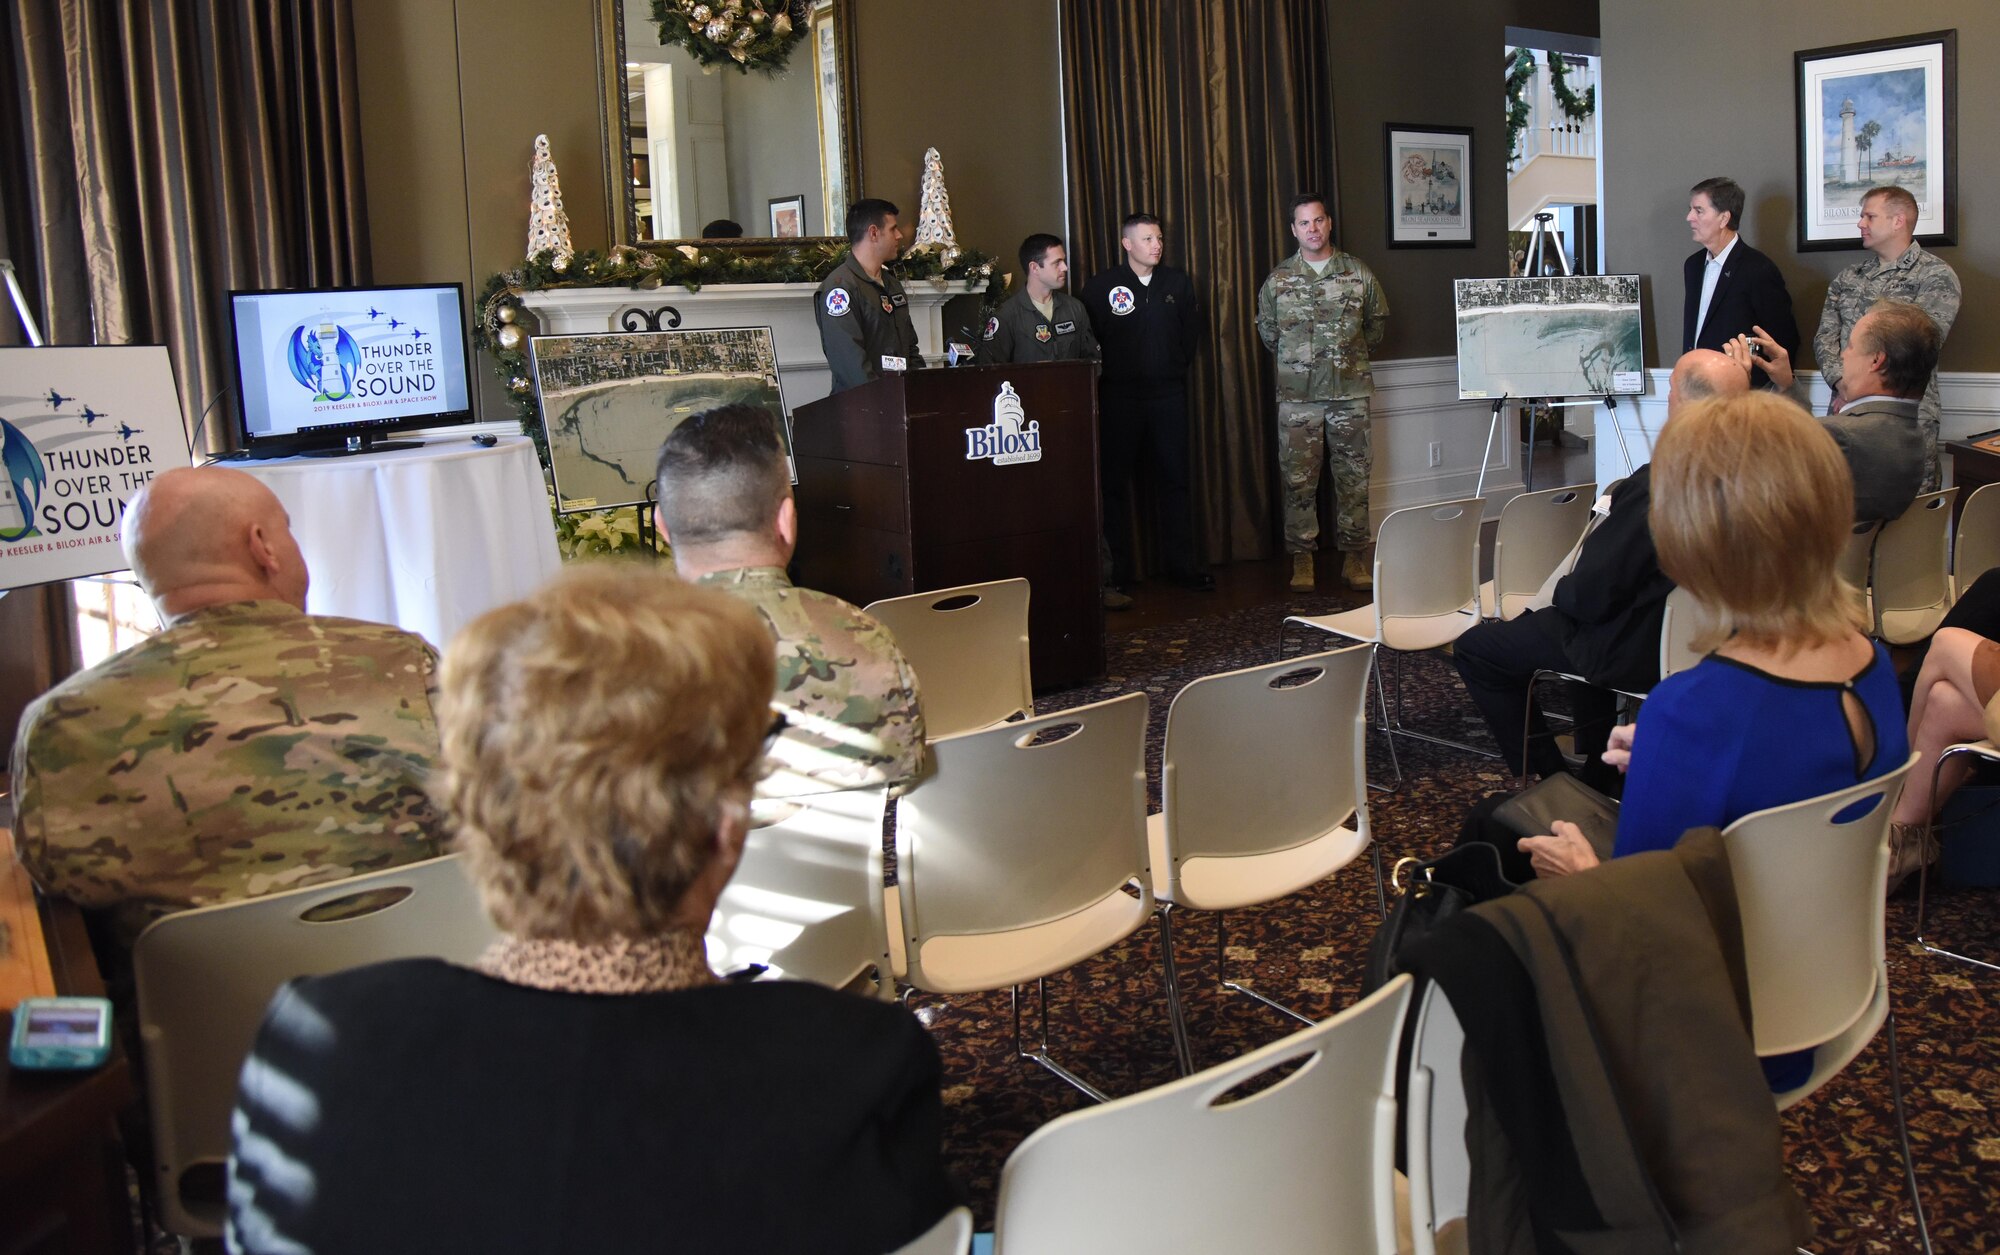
[910,146,959,266]
[527,134,575,268]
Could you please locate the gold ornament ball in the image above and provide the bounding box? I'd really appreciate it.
[497,305,518,324]
[497,325,524,350]
[509,376,531,393]
[690,3,710,19]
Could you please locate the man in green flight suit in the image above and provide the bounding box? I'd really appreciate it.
[1256,193,1390,592]
[977,233,1100,364]
[815,198,923,395]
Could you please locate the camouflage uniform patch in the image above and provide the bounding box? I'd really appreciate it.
[1258,251,1389,553]
[695,566,929,800]
[9,601,443,948]
[1812,241,1961,491]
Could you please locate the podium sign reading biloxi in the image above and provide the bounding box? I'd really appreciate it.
[964,380,1042,466]
[0,346,192,591]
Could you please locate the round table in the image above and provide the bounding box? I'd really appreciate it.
[240,435,561,649]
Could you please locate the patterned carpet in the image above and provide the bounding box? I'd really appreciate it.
[920,591,2000,1253]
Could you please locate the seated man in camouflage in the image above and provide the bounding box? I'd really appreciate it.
[655,404,928,799]
[9,466,442,950]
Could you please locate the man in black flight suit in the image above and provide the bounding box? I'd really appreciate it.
[815,198,922,395]
[1080,212,1210,592]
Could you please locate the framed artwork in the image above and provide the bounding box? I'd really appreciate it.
[1795,30,1956,250]
[769,195,806,239]
[1385,125,1474,248]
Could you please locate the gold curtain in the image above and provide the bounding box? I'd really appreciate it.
[1062,0,1333,564]
[4,0,371,452]
[0,0,370,752]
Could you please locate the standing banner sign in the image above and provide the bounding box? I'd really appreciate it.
[0,346,192,591]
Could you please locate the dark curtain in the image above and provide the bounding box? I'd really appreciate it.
[0,0,370,753]
[1062,0,1333,565]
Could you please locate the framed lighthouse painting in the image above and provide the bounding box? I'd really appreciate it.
[1795,30,1956,250]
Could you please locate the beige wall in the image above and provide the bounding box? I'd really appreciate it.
[1328,0,1600,361]
[1601,0,1993,373]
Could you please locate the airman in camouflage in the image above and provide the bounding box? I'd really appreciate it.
[9,468,442,950]
[1812,185,1961,491]
[657,403,929,801]
[695,566,928,799]
[1257,194,1389,589]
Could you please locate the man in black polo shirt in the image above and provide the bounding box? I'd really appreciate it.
[1080,213,1209,591]
[815,198,922,395]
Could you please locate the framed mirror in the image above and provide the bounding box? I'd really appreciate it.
[597,0,861,248]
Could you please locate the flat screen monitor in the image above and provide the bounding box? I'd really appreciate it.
[227,283,475,455]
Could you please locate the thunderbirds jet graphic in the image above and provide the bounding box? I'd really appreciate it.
[45,389,69,409]
[387,318,402,330]
[81,405,107,426]
[116,422,138,441]
[367,307,384,319]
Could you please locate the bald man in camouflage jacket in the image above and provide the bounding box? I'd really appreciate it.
[658,404,928,801]
[9,467,441,949]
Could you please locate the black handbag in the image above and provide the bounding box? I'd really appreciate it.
[1361,841,1519,994]
[1489,770,1620,861]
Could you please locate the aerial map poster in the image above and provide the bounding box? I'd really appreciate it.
[1453,275,1645,401]
[529,327,788,514]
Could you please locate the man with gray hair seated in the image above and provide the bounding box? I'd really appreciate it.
[9,466,441,951]
[655,404,927,799]
[1451,350,1748,786]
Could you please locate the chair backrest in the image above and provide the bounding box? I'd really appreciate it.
[132,855,501,1236]
[1491,484,1594,620]
[863,578,1033,739]
[894,1206,974,1255]
[894,692,1149,988]
[1871,488,1957,643]
[1405,980,1472,1255]
[1837,517,1882,610]
[1153,645,1372,905]
[1955,481,2000,591]
[992,975,1413,1255]
[1719,753,1916,1058]
[1374,496,1485,642]
[1658,586,1707,681]
[709,787,892,997]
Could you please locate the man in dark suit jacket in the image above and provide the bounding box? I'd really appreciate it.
[1453,350,1748,782]
[1681,177,1799,391]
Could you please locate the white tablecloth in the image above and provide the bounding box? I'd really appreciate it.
[241,435,562,650]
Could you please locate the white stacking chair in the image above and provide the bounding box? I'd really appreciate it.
[1148,644,1381,1073]
[1915,739,2000,973]
[132,855,502,1238]
[1952,481,2000,596]
[1480,483,1594,621]
[991,975,1414,1255]
[709,786,894,998]
[1283,496,1490,785]
[1404,981,1472,1255]
[864,578,1033,738]
[893,692,1159,1100]
[895,1206,974,1255]
[1839,517,1883,618]
[1871,488,1957,644]
[1721,754,1930,1251]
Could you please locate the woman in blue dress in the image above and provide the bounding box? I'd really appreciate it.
[1519,389,1908,879]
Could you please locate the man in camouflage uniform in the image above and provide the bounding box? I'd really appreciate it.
[9,467,441,950]
[1257,193,1389,592]
[816,197,923,395]
[1813,184,1961,490]
[977,233,1099,365]
[657,403,927,799]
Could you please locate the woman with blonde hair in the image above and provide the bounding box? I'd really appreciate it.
[227,566,956,1254]
[1519,390,1908,877]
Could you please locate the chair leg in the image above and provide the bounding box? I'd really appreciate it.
[1916,745,2000,971]
[1216,913,1313,1028]
[1011,979,1110,1103]
[1155,904,1196,1077]
[1371,843,1388,921]
[1369,651,1403,792]
[1382,647,1501,761]
[1885,1004,1935,1255]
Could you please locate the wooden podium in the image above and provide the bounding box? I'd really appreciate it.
[790,360,1105,690]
